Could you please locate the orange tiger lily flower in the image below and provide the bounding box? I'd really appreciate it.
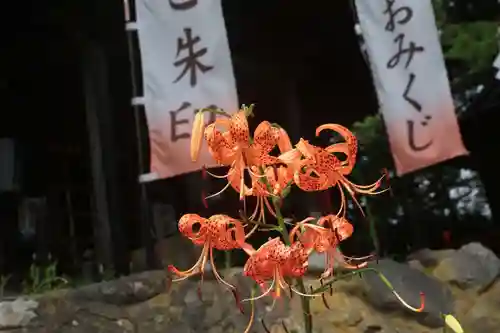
[242,237,310,301]
[283,139,340,191]
[168,214,252,290]
[290,215,372,279]
[279,126,386,215]
[204,111,289,200]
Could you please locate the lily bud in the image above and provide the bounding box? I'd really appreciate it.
[191,110,205,162]
[241,104,255,118]
[444,314,464,333]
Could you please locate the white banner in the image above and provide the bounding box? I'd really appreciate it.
[136,0,238,180]
[354,0,468,176]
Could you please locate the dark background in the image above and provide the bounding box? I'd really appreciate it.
[0,0,499,279]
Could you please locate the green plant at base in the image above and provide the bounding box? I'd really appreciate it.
[22,260,68,295]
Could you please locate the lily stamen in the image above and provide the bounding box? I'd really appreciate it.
[169,243,209,282]
[241,280,275,303]
[209,246,236,290]
[204,179,233,200]
[205,167,234,179]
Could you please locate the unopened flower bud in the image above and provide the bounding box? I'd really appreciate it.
[444,314,464,333]
[191,111,205,162]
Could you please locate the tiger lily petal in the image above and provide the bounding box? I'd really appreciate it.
[316,123,357,175]
[204,119,236,166]
[264,165,293,196]
[242,237,309,301]
[168,214,251,290]
[277,127,293,153]
[228,110,251,148]
[290,215,370,279]
[245,121,281,165]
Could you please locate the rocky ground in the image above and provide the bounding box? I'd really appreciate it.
[1,242,500,333]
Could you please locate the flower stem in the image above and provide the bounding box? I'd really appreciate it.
[295,279,313,333]
[272,197,290,240]
[272,197,313,333]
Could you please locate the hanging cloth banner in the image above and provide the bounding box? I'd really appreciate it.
[354,0,468,176]
[135,0,239,181]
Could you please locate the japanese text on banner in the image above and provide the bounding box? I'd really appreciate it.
[355,0,467,175]
[136,0,239,180]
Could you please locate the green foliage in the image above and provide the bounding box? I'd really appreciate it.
[441,22,498,72]
[22,260,68,295]
[432,0,498,112]
[434,0,498,109]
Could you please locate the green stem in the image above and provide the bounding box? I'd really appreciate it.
[311,267,410,300]
[296,279,313,333]
[272,197,313,333]
[272,197,290,240]
[224,251,232,270]
[364,200,380,256]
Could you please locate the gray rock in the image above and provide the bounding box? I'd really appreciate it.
[308,248,345,275]
[0,298,38,329]
[362,259,453,328]
[71,270,167,305]
[433,242,500,291]
[3,263,497,333]
[407,248,455,267]
[458,243,500,289]
[407,260,425,272]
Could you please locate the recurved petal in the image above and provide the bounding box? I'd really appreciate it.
[253,121,279,153]
[178,213,209,245]
[204,123,234,165]
[229,111,250,146]
[316,123,358,174]
[294,172,330,192]
[322,215,354,241]
[207,214,248,250]
[277,166,293,185]
[315,124,357,154]
[295,139,318,159]
[278,149,302,165]
[277,127,293,153]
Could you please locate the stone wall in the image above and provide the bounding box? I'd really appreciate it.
[1,242,499,333]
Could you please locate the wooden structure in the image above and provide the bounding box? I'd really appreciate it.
[1,0,498,280]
